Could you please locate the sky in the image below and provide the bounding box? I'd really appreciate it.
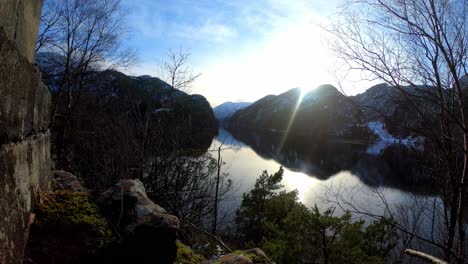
[121,0,376,107]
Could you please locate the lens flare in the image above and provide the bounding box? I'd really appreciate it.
[277,88,310,153]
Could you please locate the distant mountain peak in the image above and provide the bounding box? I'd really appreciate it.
[213,101,252,120]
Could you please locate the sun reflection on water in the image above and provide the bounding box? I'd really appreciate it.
[282,169,320,203]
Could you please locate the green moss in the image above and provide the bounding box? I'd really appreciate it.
[27,191,115,263]
[174,241,206,264]
[38,191,114,247]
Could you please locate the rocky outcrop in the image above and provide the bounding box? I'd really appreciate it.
[96,179,179,263]
[0,0,51,263]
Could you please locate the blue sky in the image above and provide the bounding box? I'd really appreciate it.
[121,0,373,106]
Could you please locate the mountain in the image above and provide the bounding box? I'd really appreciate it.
[36,52,218,187]
[226,82,451,146]
[352,83,438,139]
[100,70,218,148]
[213,101,251,120]
[36,52,218,149]
[227,85,370,139]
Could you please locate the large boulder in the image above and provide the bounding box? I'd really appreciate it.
[207,248,274,264]
[243,248,272,263]
[96,179,179,263]
[51,170,87,192]
[215,253,253,264]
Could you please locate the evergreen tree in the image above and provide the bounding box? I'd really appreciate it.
[236,167,398,263]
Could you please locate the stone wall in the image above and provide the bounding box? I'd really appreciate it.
[0,0,50,263]
[0,0,43,62]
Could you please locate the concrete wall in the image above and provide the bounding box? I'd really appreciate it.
[0,0,50,262]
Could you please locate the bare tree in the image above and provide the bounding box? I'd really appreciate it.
[161,48,201,93]
[212,141,224,235]
[328,0,467,261]
[209,140,240,235]
[36,0,136,167]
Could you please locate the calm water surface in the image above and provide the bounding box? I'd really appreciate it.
[213,128,439,225]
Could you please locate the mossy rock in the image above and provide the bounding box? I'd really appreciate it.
[175,241,205,264]
[26,191,114,263]
[215,252,253,264]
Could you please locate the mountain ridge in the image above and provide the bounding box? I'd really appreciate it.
[225,83,441,147]
[227,84,368,139]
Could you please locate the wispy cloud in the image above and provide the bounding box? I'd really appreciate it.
[171,21,237,42]
[121,0,369,106]
[124,0,238,43]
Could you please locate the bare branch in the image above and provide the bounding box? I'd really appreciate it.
[405,249,448,264]
[161,48,201,93]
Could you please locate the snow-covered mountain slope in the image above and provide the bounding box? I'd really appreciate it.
[213,101,251,120]
[366,121,423,154]
[352,83,442,140]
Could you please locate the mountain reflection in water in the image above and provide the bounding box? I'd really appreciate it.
[214,128,438,220]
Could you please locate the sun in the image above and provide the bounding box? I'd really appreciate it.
[301,86,316,92]
[296,86,318,105]
[300,86,318,95]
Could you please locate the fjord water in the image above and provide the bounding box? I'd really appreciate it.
[213,128,440,228]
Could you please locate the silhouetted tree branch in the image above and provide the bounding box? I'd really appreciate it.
[36,0,136,168]
[328,0,467,261]
[161,48,201,93]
